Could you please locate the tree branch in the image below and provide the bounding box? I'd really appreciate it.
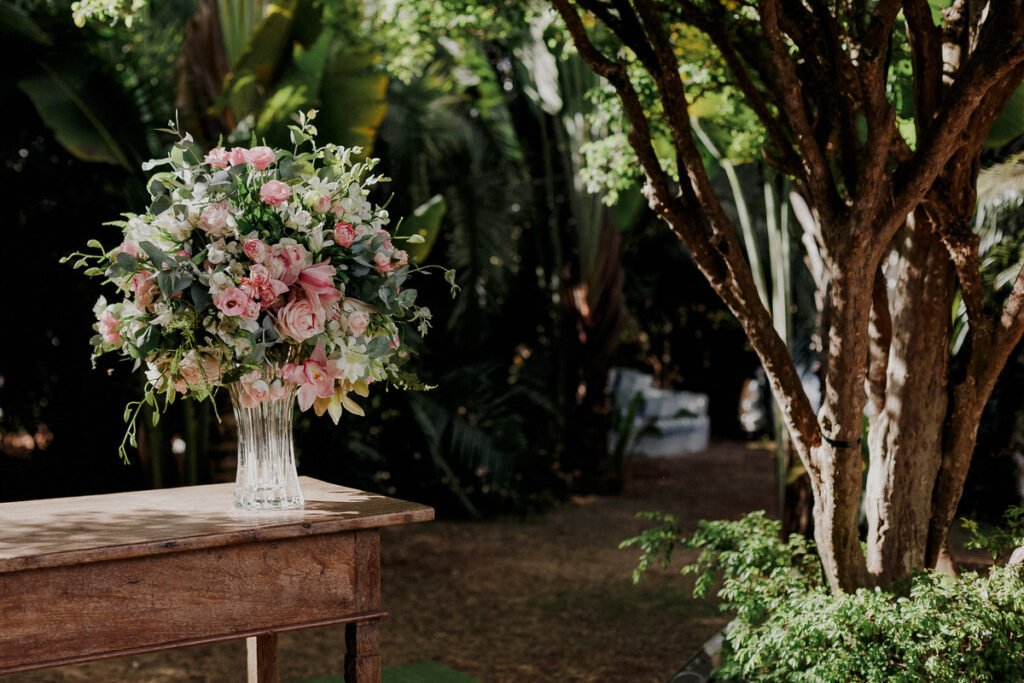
[758,0,841,226]
[887,19,1024,239]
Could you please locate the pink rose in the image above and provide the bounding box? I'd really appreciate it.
[315,195,332,213]
[373,251,392,273]
[260,180,292,206]
[276,298,325,341]
[199,201,234,237]
[334,221,356,247]
[376,230,394,252]
[332,205,346,218]
[267,243,308,285]
[393,249,409,268]
[179,352,221,389]
[246,146,276,171]
[243,239,271,263]
[298,261,340,308]
[204,147,229,169]
[213,287,252,318]
[347,310,370,337]
[120,240,139,257]
[228,147,248,166]
[97,309,122,347]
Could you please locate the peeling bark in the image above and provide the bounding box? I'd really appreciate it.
[865,219,953,583]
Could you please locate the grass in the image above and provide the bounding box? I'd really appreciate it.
[297,661,481,683]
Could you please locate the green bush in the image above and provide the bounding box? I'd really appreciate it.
[622,511,1024,682]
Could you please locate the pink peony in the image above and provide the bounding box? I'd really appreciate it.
[373,251,392,273]
[213,287,252,318]
[246,146,276,171]
[97,309,122,347]
[243,239,271,263]
[298,261,340,308]
[347,310,370,337]
[334,221,356,247]
[276,297,325,341]
[199,201,233,237]
[260,180,291,206]
[204,147,229,169]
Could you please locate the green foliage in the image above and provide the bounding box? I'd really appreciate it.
[963,506,1024,561]
[624,512,1024,682]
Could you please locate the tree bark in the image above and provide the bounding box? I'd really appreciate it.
[865,217,953,583]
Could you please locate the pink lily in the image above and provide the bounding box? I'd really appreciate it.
[286,341,339,411]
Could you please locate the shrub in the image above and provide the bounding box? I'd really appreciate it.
[622,511,1024,682]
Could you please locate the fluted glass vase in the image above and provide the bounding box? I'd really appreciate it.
[228,382,304,510]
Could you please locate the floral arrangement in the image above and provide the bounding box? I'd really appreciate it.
[68,111,451,459]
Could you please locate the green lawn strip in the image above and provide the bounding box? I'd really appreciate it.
[296,661,481,683]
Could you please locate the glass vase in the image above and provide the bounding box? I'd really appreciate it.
[228,382,304,510]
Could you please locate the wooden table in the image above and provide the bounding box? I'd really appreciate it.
[0,477,433,682]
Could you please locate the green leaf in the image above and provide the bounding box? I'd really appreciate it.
[18,59,136,168]
[0,4,51,46]
[139,241,175,269]
[316,38,388,152]
[986,85,1024,149]
[394,194,446,264]
[220,0,300,119]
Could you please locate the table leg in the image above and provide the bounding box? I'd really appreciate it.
[247,633,280,683]
[345,620,382,683]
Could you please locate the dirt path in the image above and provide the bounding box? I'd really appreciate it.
[1,443,776,683]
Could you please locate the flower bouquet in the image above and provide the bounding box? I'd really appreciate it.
[68,111,450,509]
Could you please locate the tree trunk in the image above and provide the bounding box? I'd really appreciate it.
[811,255,874,592]
[865,220,953,583]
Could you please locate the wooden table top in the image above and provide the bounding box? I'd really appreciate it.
[0,477,433,573]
